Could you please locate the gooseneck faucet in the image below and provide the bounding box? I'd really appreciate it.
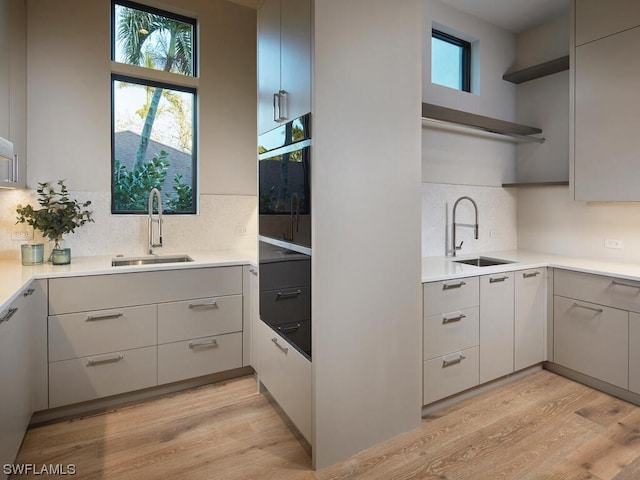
[450,196,479,257]
[148,188,163,254]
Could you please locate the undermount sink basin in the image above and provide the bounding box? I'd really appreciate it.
[111,254,194,267]
[453,256,514,267]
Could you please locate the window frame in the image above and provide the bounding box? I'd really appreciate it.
[110,0,199,215]
[432,29,471,93]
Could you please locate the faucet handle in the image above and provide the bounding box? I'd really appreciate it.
[455,241,464,251]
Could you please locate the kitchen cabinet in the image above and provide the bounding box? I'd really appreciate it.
[0,281,46,472]
[573,1,640,201]
[422,277,480,405]
[0,0,26,188]
[480,273,514,384]
[630,313,640,395]
[47,267,246,408]
[514,268,546,370]
[257,0,311,135]
[575,0,640,46]
[553,269,635,390]
[256,318,311,442]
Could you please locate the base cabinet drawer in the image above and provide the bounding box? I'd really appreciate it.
[49,346,157,408]
[554,295,628,389]
[257,319,311,442]
[423,346,479,405]
[423,307,479,360]
[423,277,479,316]
[158,295,242,344]
[158,332,243,385]
[48,305,157,362]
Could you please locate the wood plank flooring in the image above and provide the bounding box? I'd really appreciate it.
[14,370,640,479]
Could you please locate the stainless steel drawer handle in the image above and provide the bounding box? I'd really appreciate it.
[489,276,509,283]
[442,281,466,290]
[442,313,466,324]
[271,337,289,354]
[442,354,466,368]
[276,290,302,299]
[86,312,124,322]
[86,354,124,367]
[189,338,218,349]
[278,323,301,333]
[0,307,18,323]
[188,300,218,309]
[572,302,603,314]
[611,280,640,289]
[23,288,35,297]
[523,272,540,278]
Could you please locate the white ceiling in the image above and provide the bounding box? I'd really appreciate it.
[227,0,569,34]
[439,0,569,33]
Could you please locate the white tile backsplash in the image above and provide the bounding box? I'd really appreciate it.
[0,190,257,261]
[422,183,517,257]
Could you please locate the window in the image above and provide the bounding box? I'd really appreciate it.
[431,29,471,92]
[111,0,197,214]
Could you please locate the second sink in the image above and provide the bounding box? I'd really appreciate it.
[454,256,514,267]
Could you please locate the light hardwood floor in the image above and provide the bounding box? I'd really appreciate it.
[14,370,640,479]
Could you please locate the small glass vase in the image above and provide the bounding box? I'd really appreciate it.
[50,239,71,265]
[21,243,44,265]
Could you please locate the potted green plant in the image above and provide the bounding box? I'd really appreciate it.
[16,180,94,265]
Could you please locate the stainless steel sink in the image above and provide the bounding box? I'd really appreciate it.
[453,256,514,267]
[111,254,194,267]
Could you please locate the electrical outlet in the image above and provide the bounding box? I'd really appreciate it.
[11,231,33,241]
[605,238,623,249]
[489,229,498,239]
[235,225,247,236]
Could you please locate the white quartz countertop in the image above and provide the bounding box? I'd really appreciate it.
[422,250,640,283]
[0,249,255,312]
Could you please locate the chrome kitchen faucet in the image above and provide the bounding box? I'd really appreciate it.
[450,196,479,257]
[148,188,163,254]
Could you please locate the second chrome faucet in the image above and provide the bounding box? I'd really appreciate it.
[450,196,478,257]
[148,188,163,254]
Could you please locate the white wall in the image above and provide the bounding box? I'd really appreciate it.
[0,0,258,260]
[422,0,517,187]
[313,0,423,469]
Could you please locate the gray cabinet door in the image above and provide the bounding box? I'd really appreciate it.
[480,273,514,383]
[515,269,545,370]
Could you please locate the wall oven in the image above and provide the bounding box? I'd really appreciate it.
[258,114,311,360]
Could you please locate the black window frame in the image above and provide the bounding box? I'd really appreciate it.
[111,0,198,77]
[110,0,199,215]
[432,29,471,93]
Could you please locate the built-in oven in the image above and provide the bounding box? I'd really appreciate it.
[258,114,311,360]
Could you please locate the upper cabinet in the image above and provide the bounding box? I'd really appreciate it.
[575,0,640,46]
[572,0,640,200]
[257,0,311,135]
[0,0,26,189]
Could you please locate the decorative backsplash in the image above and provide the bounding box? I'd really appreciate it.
[0,189,257,261]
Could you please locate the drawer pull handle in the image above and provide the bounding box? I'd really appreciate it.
[278,323,301,333]
[442,354,466,368]
[523,272,540,278]
[189,300,218,309]
[271,337,289,354]
[611,280,640,289]
[277,290,302,299]
[489,276,509,283]
[442,313,466,324]
[189,338,218,349]
[87,354,124,367]
[0,307,18,323]
[23,288,35,297]
[572,302,603,314]
[86,312,124,322]
[442,281,466,290]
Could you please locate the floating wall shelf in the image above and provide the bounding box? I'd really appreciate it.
[421,103,545,144]
[502,55,570,84]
